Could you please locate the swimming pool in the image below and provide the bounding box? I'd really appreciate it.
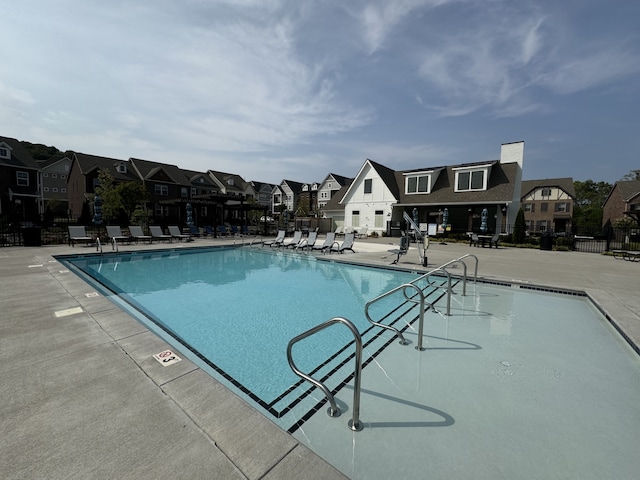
[59,246,450,430]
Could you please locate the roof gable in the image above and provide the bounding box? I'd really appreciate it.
[0,136,39,170]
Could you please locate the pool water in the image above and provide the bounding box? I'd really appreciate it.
[61,246,449,428]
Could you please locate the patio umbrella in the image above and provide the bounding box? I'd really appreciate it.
[186,203,193,227]
[480,208,488,233]
[93,195,103,226]
[412,207,419,226]
[441,208,449,230]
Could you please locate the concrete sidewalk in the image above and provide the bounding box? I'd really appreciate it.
[1,238,638,479]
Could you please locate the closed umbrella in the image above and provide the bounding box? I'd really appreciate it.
[441,208,449,230]
[480,208,488,233]
[186,203,193,227]
[93,195,103,226]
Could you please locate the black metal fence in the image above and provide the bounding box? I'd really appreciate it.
[0,218,104,247]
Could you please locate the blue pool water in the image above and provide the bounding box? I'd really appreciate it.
[60,246,444,428]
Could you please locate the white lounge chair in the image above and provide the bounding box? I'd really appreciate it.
[283,231,303,248]
[313,232,336,252]
[388,233,409,264]
[297,231,318,251]
[263,230,285,247]
[356,227,368,239]
[329,232,355,254]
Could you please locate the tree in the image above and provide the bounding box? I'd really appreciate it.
[512,208,526,243]
[94,169,121,223]
[622,169,640,181]
[572,180,612,234]
[116,181,149,222]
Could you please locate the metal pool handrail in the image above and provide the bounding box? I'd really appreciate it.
[248,236,263,247]
[364,253,480,349]
[287,316,364,432]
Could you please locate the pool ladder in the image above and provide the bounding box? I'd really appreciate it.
[287,254,479,431]
[287,317,364,431]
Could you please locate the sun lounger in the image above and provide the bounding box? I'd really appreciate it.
[168,225,191,242]
[489,233,500,248]
[312,232,336,252]
[356,227,368,239]
[263,230,285,247]
[283,231,303,248]
[68,226,94,247]
[297,231,318,251]
[106,225,130,246]
[329,232,355,254]
[149,225,172,242]
[129,225,152,243]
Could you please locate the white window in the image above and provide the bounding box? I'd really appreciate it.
[181,187,188,198]
[155,205,169,216]
[406,174,430,194]
[116,163,127,173]
[541,188,551,197]
[61,188,66,193]
[53,187,58,192]
[52,173,58,178]
[44,187,50,192]
[364,179,372,194]
[191,187,197,196]
[201,206,208,216]
[17,171,29,186]
[375,210,383,228]
[352,210,360,227]
[554,202,569,212]
[456,170,485,191]
[43,173,49,178]
[0,147,9,158]
[524,203,534,212]
[60,174,66,179]
[155,184,168,196]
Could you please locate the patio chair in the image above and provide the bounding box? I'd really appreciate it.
[470,233,479,247]
[106,225,130,248]
[329,232,355,254]
[283,230,303,248]
[356,227,368,239]
[68,226,94,247]
[168,225,191,242]
[263,229,285,247]
[189,225,201,237]
[149,225,172,243]
[297,230,318,251]
[489,233,500,248]
[388,232,409,264]
[334,226,343,237]
[217,225,228,236]
[129,225,152,243]
[204,225,215,237]
[312,232,336,252]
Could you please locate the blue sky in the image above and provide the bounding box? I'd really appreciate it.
[2,0,638,185]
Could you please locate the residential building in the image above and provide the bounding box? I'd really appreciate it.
[317,173,352,212]
[329,141,525,236]
[272,179,305,218]
[602,180,640,227]
[0,136,41,223]
[520,178,575,234]
[67,153,137,221]
[39,156,72,219]
[299,182,319,216]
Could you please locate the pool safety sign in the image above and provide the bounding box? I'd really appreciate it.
[153,349,182,366]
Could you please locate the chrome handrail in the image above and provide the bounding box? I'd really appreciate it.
[112,237,119,252]
[437,253,479,296]
[96,237,103,255]
[287,316,364,431]
[249,236,263,247]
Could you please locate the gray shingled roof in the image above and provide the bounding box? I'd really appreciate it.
[0,136,39,170]
[73,152,137,182]
[521,178,576,199]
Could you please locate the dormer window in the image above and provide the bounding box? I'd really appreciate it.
[227,178,235,186]
[0,147,10,159]
[302,184,309,191]
[116,163,127,174]
[453,164,491,192]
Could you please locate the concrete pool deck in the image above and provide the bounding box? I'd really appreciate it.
[1,236,638,479]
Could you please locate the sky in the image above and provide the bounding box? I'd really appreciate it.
[2,0,639,186]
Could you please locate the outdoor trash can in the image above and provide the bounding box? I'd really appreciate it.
[540,233,553,251]
[22,227,42,246]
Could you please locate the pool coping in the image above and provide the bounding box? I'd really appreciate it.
[2,237,638,479]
